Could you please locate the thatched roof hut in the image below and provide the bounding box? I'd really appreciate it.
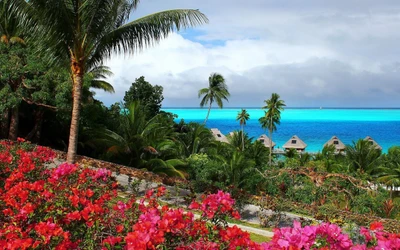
[283,135,307,152]
[364,136,382,150]
[210,128,229,143]
[257,134,276,148]
[324,136,346,152]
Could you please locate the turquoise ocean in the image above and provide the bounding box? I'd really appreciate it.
[163,108,400,153]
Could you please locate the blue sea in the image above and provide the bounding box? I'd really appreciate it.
[163,108,400,153]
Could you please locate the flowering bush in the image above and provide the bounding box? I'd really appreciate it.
[0,140,399,249]
[262,221,400,249]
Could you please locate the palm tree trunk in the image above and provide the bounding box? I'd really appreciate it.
[8,106,19,141]
[269,128,272,166]
[67,70,83,163]
[241,124,244,151]
[203,102,212,125]
[1,108,10,139]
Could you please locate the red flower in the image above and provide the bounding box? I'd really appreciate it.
[370,221,384,231]
[116,225,124,233]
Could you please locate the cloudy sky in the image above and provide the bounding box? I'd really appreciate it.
[98,0,400,107]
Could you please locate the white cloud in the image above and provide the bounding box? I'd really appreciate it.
[96,1,400,108]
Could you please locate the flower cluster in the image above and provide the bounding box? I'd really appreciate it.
[1,140,399,249]
[0,141,256,249]
[189,190,240,220]
[262,221,400,249]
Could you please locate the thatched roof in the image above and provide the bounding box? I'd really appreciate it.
[210,128,229,143]
[257,134,276,147]
[283,135,307,150]
[364,136,382,150]
[324,136,346,151]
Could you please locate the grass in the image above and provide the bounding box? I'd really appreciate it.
[249,232,271,243]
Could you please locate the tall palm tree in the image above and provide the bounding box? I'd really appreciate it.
[260,93,286,166]
[236,109,250,151]
[199,73,230,125]
[17,0,208,163]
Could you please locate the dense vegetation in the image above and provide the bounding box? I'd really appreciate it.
[1,0,400,245]
[1,141,399,249]
[1,25,400,226]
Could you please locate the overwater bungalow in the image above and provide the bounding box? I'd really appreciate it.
[324,135,346,153]
[364,136,382,150]
[210,128,229,143]
[283,135,307,152]
[257,134,276,149]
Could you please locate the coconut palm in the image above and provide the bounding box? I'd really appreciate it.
[0,0,25,45]
[236,109,250,151]
[16,0,208,163]
[199,73,230,125]
[260,93,286,166]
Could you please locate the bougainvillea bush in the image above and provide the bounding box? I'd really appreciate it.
[0,140,399,249]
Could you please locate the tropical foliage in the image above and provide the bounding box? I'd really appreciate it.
[10,0,208,163]
[1,142,399,249]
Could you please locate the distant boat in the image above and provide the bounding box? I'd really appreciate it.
[320,107,322,110]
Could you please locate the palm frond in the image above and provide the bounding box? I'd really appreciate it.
[90,80,115,93]
[88,9,208,68]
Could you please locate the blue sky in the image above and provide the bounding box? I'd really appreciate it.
[98,0,400,108]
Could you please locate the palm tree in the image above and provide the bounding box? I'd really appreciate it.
[345,139,381,174]
[17,0,208,163]
[86,101,186,177]
[227,130,251,152]
[284,148,298,159]
[236,109,250,151]
[222,150,255,188]
[374,146,400,197]
[199,73,230,125]
[260,93,286,166]
[177,122,215,157]
[0,0,25,45]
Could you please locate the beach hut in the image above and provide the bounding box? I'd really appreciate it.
[364,136,382,150]
[257,134,276,149]
[210,128,229,143]
[283,135,307,152]
[324,136,346,153]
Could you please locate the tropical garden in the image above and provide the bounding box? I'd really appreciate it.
[1,0,400,248]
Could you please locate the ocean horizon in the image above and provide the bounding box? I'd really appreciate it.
[162,108,400,153]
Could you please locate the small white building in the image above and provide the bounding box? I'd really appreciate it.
[283,135,307,152]
[257,134,276,150]
[210,128,229,143]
